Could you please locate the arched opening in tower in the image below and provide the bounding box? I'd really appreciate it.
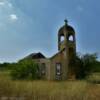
[60,35,64,43]
[68,35,74,42]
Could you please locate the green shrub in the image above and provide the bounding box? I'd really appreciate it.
[10,59,40,80]
[70,53,99,79]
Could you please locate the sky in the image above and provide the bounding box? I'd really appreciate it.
[0,0,100,62]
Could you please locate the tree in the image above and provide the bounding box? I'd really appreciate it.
[70,53,98,79]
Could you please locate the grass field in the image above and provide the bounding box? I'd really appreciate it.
[0,71,100,100]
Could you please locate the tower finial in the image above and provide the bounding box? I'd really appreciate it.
[64,19,68,25]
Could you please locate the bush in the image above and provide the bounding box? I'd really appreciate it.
[70,53,99,79]
[10,59,40,80]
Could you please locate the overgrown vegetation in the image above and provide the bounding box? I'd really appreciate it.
[0,53,100,80]
[0,72,100,100]
[70,53,100,79]
[0,53,99,99]
[10,59,40,80]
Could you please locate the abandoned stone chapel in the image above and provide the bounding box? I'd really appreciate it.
[26,20,76,80]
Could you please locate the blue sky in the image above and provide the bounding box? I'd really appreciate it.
[0,0,100,62]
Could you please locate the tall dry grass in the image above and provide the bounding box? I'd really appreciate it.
[0,71,100,100]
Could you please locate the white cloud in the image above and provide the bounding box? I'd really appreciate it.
[0,1,13,8]
[0,0,18,22]
[0,2,5,6]
[8,2,13,8]
[10,14,18,21]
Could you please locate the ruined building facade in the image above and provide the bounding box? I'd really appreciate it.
[26,20,76,80]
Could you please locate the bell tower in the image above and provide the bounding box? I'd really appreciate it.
[58,19,76,79]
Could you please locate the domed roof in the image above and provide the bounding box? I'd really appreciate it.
[58,20,75,35]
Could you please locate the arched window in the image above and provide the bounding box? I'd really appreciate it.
[41,63,46,75]
[60,35,64,42]
[68,35,74,42]
[56,63,61,75]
